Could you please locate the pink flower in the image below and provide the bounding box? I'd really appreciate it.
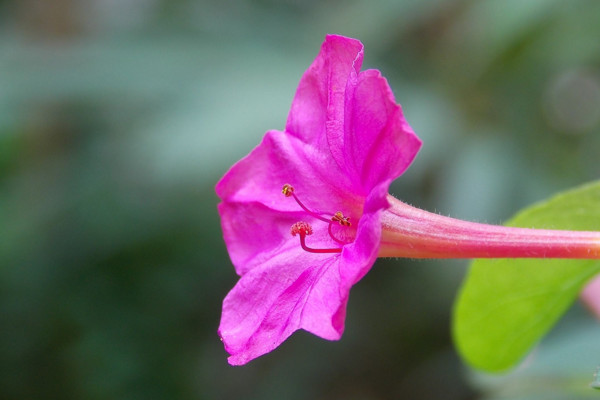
[216,34,421,365]
[216,34,600,365]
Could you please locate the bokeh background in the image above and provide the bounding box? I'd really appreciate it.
[2,0,600,399]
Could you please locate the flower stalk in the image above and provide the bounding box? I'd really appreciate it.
[379,195,600,259]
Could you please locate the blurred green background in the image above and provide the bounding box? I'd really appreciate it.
[1,0,600,399]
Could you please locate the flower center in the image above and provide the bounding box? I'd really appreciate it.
[282,184,351,254]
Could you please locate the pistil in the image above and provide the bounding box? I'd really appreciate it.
[291,222,342,254]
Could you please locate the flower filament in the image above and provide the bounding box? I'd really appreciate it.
[282,184,351,253]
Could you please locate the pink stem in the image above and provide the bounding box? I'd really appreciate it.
[378,195,600,259]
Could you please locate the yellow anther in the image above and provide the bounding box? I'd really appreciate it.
[282,184,295,197]
[332,211,351,227]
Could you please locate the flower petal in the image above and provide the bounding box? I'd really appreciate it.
[219,251,347,365]
[218,198,341,275]
[347,69,422,191]
[286,34,364,149]
[218,201,301,275]
[216,129,362,217]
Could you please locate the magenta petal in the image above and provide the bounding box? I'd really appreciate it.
[218,196,340,276]
[218,180,392,367]
[348,69,422,191]
[286,35,363,146]
[219,252,346,365]
[218,201,301,275]
[216,130,360,215]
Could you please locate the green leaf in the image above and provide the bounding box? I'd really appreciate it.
[453,181,600,372]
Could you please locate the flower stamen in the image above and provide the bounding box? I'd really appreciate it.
[283,185,352,250]
[281,183,294,197]
[282,184,331,224]
[291,222,342,254]
[331,211,351,227]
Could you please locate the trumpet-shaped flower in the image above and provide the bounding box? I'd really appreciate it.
[216,34,600,365]
[216,34,421,365]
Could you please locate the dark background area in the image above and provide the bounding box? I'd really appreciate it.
[1,0,600,399]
